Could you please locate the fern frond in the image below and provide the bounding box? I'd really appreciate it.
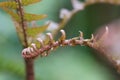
[3,8,47,22]
[0,0,41,9]
[26,24,49,37]
[0,1,17,9]
[2,8,19,21]
[24,13,47,22]
[21,0,41,6]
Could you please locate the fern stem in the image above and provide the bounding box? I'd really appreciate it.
[25,59,34,80]
[22,29,120,74]
[22,30,94,59]
[15,0,28,47]
[15,0,34,80]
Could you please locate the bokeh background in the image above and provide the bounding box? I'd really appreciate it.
[0,0,120,80]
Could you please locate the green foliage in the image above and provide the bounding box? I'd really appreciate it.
[0,0,48,45]
[3,8,47,22]
[27,24,49,37]
[24,13,47,22]
[2,8,19,21]
[0,1,17,9]
[0,0,41,9]
[21,0,41,6]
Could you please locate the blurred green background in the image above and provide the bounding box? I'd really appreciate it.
[0,0,120,80]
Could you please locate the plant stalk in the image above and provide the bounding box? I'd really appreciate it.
[15,0,35,80]
[25,59,34,80]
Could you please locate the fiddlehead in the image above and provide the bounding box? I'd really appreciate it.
[22,30,95,59]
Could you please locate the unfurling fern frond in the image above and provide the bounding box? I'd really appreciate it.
[22,30,94,59]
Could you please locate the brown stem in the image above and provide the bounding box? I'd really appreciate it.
[21,28,120,75]
[25,59,34,80]
[16,0,28,47]
[22,30,94,59]
[15,0,34,80]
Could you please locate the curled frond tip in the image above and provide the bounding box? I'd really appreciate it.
[22,29,95,59]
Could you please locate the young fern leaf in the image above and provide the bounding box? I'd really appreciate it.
[2,8,20,21]
[21,0,41,6]
[24,13,47,22]
[0,1,17,9]
[26,24,49,38]
[3,8,47,22]
[1,0,48,47]
[0,0,41,9]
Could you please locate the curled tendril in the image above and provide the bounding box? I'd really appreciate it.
[22,29,95,59]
